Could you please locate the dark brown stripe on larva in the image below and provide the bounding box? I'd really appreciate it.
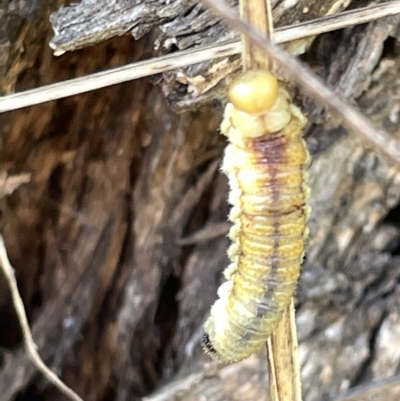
[249,133,285,319]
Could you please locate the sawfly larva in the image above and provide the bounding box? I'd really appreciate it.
[202,70,310,362]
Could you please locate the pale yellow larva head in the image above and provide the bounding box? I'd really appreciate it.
[228,70,279,115]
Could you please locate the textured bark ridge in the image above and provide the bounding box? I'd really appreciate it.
[48,0,351,110]
[1,1,400,401]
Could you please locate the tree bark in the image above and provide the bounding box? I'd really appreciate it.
[1,1,400,401]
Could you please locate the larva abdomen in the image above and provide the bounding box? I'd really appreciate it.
[203,70,310,363]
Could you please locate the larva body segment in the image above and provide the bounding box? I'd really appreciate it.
[203,70,310,363]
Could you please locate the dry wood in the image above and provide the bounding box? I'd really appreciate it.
[330,374,400,401]
[2,1,400,401]
[1,3,400,113]
[143,370,400,401]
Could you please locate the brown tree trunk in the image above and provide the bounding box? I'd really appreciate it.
[1,1,400,401]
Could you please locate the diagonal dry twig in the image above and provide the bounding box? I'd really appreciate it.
[199,0,400,167]
[1,2,400,113]
[0,235,84,401]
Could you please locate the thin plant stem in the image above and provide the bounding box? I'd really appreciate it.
[0,234,84,401]
[200,0,400,166]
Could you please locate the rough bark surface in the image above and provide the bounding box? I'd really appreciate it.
[48,0,352,110]
[1,1,400,401]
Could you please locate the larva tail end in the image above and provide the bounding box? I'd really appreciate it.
[202,333,218,358]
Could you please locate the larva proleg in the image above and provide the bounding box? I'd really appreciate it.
[202,70,310,363]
